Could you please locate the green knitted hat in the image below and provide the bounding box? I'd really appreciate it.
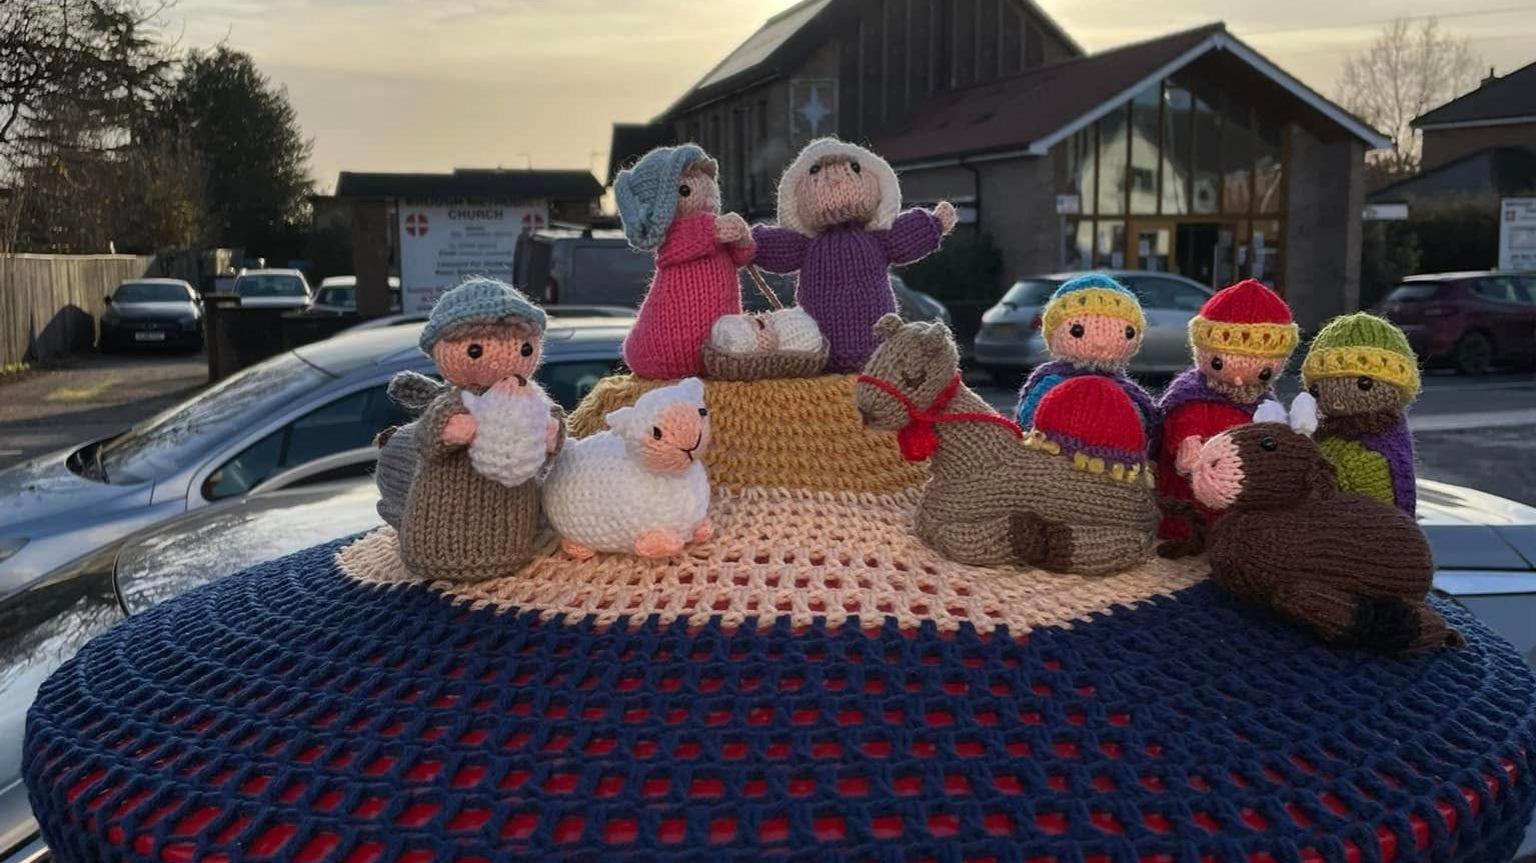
[1301,312,1420,394]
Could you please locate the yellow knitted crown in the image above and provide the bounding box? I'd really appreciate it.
[1300,312,1421,394]
[1041,287,1146,336]
[1188,317,1299,359]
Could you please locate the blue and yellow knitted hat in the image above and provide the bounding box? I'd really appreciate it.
[419,277,546,354]
[1041,273,1145,336]
[614,144,718,252]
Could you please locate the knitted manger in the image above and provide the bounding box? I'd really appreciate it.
[23,373,1536,862]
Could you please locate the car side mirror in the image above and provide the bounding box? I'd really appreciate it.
[104,295,113,305]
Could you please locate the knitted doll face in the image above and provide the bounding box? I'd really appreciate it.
[1308,375,1408,417]
[431,319,543,391]
[1195,348,1284,404]
[1048,314,1141,369]
[674,162,720,218]
[791,155,883,232]
[854,316,959,431]
[1190,423,1334,512]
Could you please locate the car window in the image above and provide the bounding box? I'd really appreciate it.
[236,274,307,297]
[1132,278,1207,311]
[202,385,410,500]
[1383,283,1442,302]
[539,360,623,411]
[1000,280,1056,307]
[115,282,191,303]
[1513,277,1536,304]
[1473,277,1523,303]
[318,287,354,307]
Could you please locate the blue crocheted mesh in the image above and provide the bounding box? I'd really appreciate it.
[24,539,1536,862]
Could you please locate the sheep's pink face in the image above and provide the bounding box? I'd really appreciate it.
[639,402,710,472]
[675,164,720,217]
[433,325,542,390]
[1047,314,1141,368]
[1189,432,1244,511]
[793,155,882,231]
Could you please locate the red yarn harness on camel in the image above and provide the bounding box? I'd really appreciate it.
[855,371,1024,462]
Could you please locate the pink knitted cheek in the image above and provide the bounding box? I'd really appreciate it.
[1198,352,1278,388]
[436,336,542,390]
[1048,315,1139,364]
[676,170,720,217]
[641,404,705,472]
[1190,434,1243,510]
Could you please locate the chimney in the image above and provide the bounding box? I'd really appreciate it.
[1482,66,1498,86]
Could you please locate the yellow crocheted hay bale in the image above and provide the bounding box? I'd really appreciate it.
[568,373,926,495]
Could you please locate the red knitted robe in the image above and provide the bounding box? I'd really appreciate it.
[1155,377,1259,541]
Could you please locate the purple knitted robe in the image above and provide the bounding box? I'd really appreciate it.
[752,209,944,372]
[1345,417,1418,516]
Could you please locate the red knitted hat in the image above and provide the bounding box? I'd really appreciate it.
[1189,279,1299,358]
[1033,376,1146,458]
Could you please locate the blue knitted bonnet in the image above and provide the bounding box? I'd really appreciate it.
[614,144,715,252]
[419,277,547,354]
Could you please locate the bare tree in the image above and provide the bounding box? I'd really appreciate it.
[1338,17,1481,178]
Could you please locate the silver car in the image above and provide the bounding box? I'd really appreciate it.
[972,270,1213,383]
[0,316,630,600]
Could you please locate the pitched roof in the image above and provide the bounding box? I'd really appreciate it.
[1413,60,1536,128]
[1367,147,1536,203]
[606,123,673,184]
[876,23,1388,165]
[334,169,603,202]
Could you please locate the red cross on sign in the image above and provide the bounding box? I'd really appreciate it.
[404,212,429,237]
[522,212,545,230]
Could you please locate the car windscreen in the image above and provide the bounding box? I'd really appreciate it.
[115,282,190,303]
[1000,280,1057,306]
[319,287,355,307]
[236,275,306,297]
[95,352,330,484]
[1384,283,1442,302]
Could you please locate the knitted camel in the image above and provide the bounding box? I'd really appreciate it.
[1190,394,1460,653]
[854,314,1157,575]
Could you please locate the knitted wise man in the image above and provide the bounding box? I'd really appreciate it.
[1155,278,1298,553]
[616,144,755,379]
[1301,312,1421,515]
[1014,273,1157,436]
[752,137,956,372]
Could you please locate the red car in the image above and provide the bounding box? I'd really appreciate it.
[1375,271,1536,374]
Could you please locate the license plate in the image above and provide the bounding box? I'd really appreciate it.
[134,331,166,342]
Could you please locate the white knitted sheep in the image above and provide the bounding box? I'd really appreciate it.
[542,377,712,559]
[459,375,557,488]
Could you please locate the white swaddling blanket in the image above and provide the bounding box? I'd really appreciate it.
[460,378,554,488]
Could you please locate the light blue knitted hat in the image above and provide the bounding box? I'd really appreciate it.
[614,144,716,252]
[419,277,547,354]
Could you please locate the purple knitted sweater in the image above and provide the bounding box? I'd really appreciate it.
[752,209,944,372]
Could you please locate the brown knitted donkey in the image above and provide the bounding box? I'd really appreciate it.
[854,314,1157,575]
[1188,397,1461,653]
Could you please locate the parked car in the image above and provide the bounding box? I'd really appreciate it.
[1375,271,1536,374]
[306,275,402,314]
[98,278,203,351]
[0,316,630,601]
[232,268,312,308]
[972,270,1214,383]
[4,470,1535,863]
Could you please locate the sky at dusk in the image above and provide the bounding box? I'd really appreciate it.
[169,0,1535,189]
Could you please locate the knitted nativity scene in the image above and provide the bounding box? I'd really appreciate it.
[22,138,1536,863]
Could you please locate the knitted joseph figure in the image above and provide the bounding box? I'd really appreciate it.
[1189,396,1460,654]
[616,144,755,379]
[752,137,957,372]
[1301,312,1421,515]
[1155,279,1297,555]
[397,278,564,582]
[1013,273,1157,438]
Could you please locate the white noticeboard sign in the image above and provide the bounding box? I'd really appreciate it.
[397,201,547,314]
[1498,197,1536,271]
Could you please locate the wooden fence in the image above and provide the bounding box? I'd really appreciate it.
[0,254,155,366]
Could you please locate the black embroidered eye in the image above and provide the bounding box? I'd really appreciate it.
[1124,325,1136,340]
[678,184,691,197]
[809,164,821,175]
[1259,436,1277,451]
[849,160,861,174]
[520,342,533,357]
[1210,356,1224,371]
[1308,384,1320,397]
[651,426,663,440]
[466,343,483,359]
[1069,323,1085,338]
[1357,376,1374,391]
[698,407,708,417]
[1258,368,1272,382]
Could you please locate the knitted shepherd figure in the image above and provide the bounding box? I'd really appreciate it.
[1301,312,1421,515]
[752,137,957,372]
[1013,273,1157,438]
[616,144,755,379]
[1155,279,1298,555]
[397,278,564,582]
[1189,395,1460,653]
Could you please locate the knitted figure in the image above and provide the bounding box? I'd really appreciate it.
[752,137,957,372]
[704,306,827,380]
[1155,279,1298,555]
[1301,312,1421,515]
[1190,395,1460,653]
[398,278,564,582]
[1013,273,1157,440]
[616,144,755,379]
[543,377,711,560]
[373,370,447,530]
[856,314,1156,575]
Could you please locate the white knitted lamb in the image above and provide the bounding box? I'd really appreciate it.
[542,377,712,560]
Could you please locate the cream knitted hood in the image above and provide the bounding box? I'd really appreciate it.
[775,137,902,236]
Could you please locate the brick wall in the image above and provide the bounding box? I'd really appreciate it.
[1284,125,1365,330]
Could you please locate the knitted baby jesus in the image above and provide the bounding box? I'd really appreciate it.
[1301,312,1421,515]
[752,137,957,372]
[398,278,564,583]
[616,144,755,379]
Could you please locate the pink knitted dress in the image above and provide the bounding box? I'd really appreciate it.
[623,212,755,379]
